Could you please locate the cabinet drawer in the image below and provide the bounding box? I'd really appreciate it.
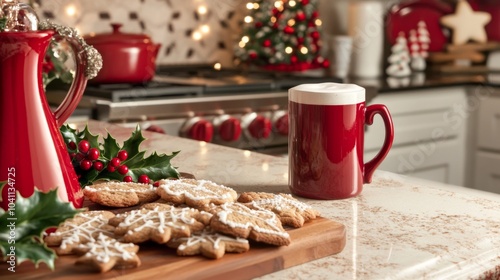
[365,87,467,152]
[477,97,500,151]
[474,152,500,193]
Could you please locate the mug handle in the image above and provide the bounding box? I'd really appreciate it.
[363,104,394,183]
[39,21,102,127]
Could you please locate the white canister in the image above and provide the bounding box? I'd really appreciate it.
[348,1,384,78]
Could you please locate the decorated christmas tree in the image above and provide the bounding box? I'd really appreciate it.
[386,32,411,77]
[235,0,329,71]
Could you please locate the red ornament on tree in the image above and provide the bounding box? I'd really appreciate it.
[263,39,271,47]
[255,22,263,28]
[249,52,258,60]
[311,31,320,40]
[291,55,298,64]
[297,37,304,44]
[302,0,309,5]
[311,11,318,18]
[296,12,306,21]
[284,26,295,34]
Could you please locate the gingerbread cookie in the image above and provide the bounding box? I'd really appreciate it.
[83,181,159,208]
[75,233,141,273]
[109,204,206,244]
[45,211,116,255]
[209,203,290,246]
[156,178,237,211]
[238,192,320,228]
[167,227,249,259]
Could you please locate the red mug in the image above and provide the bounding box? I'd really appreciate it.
[288,83,394,199]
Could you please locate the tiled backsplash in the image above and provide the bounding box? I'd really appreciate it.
[29,0,390,67]
[31,0,246,66]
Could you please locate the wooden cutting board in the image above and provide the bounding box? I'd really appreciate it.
[0,217,345,280]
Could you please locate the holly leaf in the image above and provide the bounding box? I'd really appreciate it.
[60,124,81,146]
[80,126,100,152]
[0,17,6,31]
[126,151,181,182]
[121,126,146,159]
[0,189,80,270]
[102,132,121,160]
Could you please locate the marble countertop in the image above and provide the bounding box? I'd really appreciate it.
[82,120,500,280]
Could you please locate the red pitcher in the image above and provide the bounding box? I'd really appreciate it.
[0,22,101,210]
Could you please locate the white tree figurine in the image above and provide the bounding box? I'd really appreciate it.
[409,21,430,71]
[386,32,411,77]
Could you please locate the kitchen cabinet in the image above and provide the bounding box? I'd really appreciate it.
[474,90,500,193]
[365,87,468,186]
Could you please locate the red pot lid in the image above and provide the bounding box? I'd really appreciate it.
[84,23,153,45]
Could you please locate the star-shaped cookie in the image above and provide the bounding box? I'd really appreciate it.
[44,211,116,255]
[209,203,290,246]
[238,192,320,228]
[109,204,206,244]
[74,233,141,273]
[440,0,491,45]
[167,227,249,259]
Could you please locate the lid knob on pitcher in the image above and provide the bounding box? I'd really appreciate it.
[0,0,39,32]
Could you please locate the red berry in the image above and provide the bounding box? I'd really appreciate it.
[110,157,121,167]
[87,148,100,161]
[75,153,85,162]
[107,165,116,172]
[117,150,128,161]
[69,152,76,159]
[153,181,160,187]
[78,140,90,153]
[93,161,104,171]
[138,174,150,184]
[123,175,133,182]
[117,165,129,175]
[80,159,92,170]
[68,141,77,150]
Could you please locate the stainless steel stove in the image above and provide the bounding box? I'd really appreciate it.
[49,65,342,155]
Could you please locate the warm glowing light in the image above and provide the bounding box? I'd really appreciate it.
[213,62,222,70]
[239,41,246,48]
[192,31,202,40]
[288,19,295,26]
[274,1,283,8]
[65,5,77,17]
[270,16,277,23]
[197,5,207,15]
[300,46,308,54]
[262,162,269,172]
[253,3,260,9]
[243,150,252,157]
[285,46,293,54]
[315,19,322,26]
[200,24,210,34]
[244,16,253,23]
[246,3,253,9]
[199,141,207,147]
[242,36,250,43]
[289,0,296,7]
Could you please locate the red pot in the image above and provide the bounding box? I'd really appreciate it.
[84,23,161,84]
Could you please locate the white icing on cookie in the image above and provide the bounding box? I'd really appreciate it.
[216,203,290,238]
[116,206,198,236]
[248,193,313,214]
[158,179,236,201]
[174,227,248,251]
[50,211,113,250]
[84,183,155,193]
[79,233,137,263]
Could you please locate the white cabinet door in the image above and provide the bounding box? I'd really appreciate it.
[366,137,465,186]
[474,151,500,194]
[364,87,467,186]
[477,97,500,151]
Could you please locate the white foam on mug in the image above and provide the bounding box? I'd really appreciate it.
[289,83,365,105]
